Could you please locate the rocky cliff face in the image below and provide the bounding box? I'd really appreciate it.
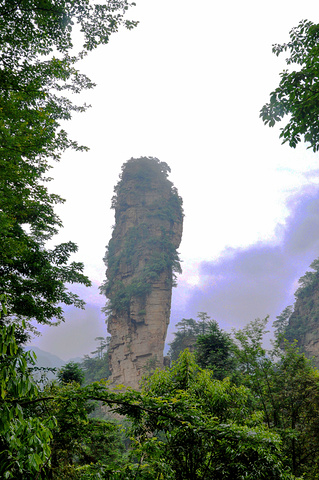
[284,258,319,367]
[101,157,183,389]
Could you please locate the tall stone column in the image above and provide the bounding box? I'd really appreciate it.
[101,157,183,389]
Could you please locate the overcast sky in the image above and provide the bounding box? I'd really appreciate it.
[29,0,319,360]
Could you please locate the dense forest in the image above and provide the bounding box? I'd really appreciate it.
[2,1,319,478]
[4,305,319,479]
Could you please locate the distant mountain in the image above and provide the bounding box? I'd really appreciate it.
[24,346,67,380]
[24,346,88,381]
[25,346,66,369]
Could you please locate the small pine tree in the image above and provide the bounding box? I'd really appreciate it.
[57,361,85,385]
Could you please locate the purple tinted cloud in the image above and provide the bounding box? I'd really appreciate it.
[170,183,319,335]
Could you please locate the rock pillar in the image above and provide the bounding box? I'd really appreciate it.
[102,157,183,389]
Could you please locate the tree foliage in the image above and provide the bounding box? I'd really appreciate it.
[195,319,237,379]
[57,361,85,385]
[0,311,122,479]
[233,317,319,478]
[168,317,198,361]
[260,20,319,151]
[110,350,296,480]
[169,313,236,380]
[3,309,312,479]
[81,336,111,384]
[0,0,137,327]
[0,295,55,479]
[38,381,125,479]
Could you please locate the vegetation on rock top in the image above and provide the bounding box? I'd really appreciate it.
[101,157,183,316]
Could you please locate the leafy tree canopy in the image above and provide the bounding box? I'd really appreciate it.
[0,0,137,327]
[195,319,237,379]
[81,336,111,384]
[0,295,54,479]
[169,313,236,377]
[260,20,319,151]
[57,361,85,385]
[118,350,296,480]
[233,317,319,478]
[4,313,311,479]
